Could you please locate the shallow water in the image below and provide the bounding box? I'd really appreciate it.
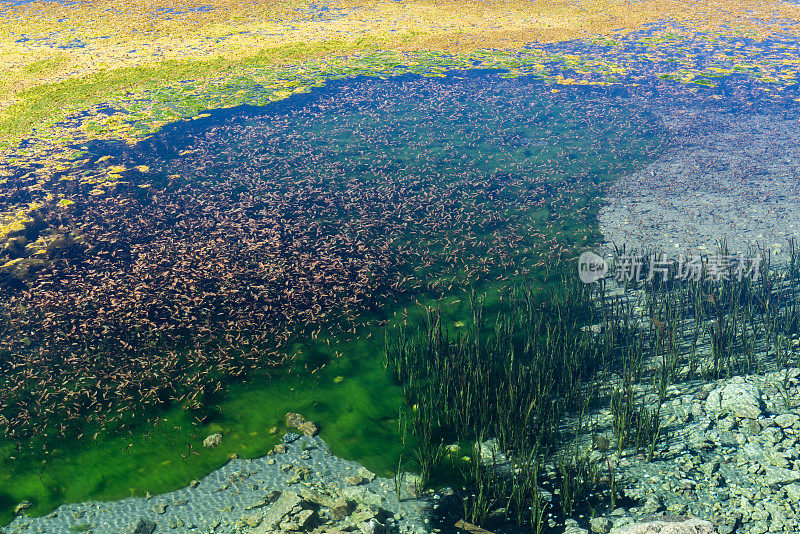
[0,69,666,522]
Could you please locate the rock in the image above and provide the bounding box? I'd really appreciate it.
[762,427,784,445]
[189,479,200,488]
[13,501,32,515]
[593,435,611,451]
[259,491,302,531]
[244,514,263,528]
[329,498,356,520]
[203,433,222,448]
[611,517,717,534]
[283,432,301,443]
[358,518,388,534]
[474,438,512,469]
[591,516,613,533]
[742,442,766,461]
[763,466,800,486]
[269,426,278,434]
[643,495,664,514]
[357,467,376,482]
[274,443,288,454]
[129,519,157,534]
[765,447,790,468]
[747,419,762,435]
[350,503,380,524]
[701,460,720,477]
[564,518,589,534]
[707,381,763,419]
[775,414,800,429]
[285,412,319,436]
[341,486,385,508]
[294,509,317,530]
[786,483,800,502]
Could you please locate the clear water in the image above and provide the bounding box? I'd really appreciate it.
[0,69,667,522]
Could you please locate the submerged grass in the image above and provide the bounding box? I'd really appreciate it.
[386,240,800,530]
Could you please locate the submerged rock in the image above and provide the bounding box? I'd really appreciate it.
[13,501,32,515]
[258,491,301,531]
[129,518,157,534]
[611,516,716,534]
[705,381,763,419]
[203,432,222,448]
[591,517,613,533]
[286,412,319,436]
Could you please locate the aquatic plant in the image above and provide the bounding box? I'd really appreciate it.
[389,236,800,529]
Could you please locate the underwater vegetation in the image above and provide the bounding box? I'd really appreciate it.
[386,240,800,531]
[0,70,665,520]
[0,0,799,525]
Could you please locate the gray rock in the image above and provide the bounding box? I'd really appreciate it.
[564,518,589,534]
[764,447,790,468]
[244,514,263,528]
[718,431,738,446]
[591,516,614,533]
[294,509,317,530]
[762,427,784,445]
[786,483,800,502]
[329,498,356,520]
[775,414,800,429]
[341,486,385,508]
[701,460,720,477]
[610,517,717,534]
[764,501,785,527]
[258,491,301,531]
[742,442,766,461]
[707,382,763,419]
[763,466,800,486]
[358,467,377,482]
[747,419,762,436]
[642,495,664,514]
[358,518,388,534]
[129,519,157,534]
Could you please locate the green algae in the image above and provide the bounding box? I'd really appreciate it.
[4,30,800,180]
[0,74,668,523]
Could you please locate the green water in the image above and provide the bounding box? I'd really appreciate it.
[0,70,667,523]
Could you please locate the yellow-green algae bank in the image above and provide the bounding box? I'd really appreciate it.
[1,0,800,530]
